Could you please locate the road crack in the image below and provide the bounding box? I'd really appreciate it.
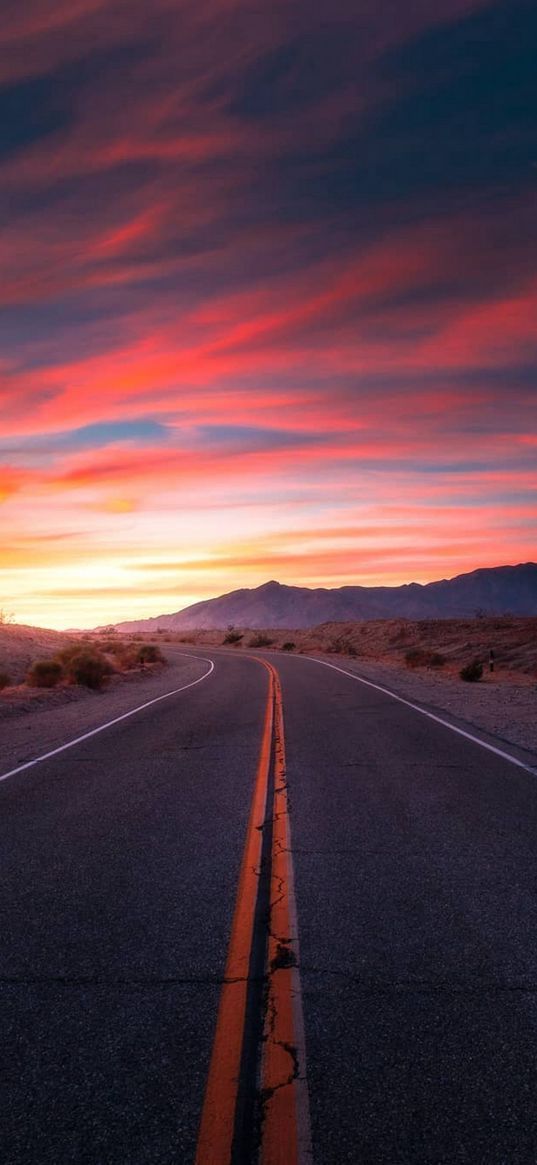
[299,966,537,993]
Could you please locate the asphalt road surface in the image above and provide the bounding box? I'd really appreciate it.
[2,648,537,1164]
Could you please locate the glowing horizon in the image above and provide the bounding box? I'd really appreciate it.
[1,1,536,629]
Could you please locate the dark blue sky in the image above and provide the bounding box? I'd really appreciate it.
[1,0,536,625]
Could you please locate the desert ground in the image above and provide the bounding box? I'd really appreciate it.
[162,616,537,756]
[1,616,536,756]
[0,623,70,685]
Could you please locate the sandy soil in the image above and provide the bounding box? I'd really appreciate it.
[157,617,537,759]
[150,615,537,671]
[1,618,536,769]
[0,623,72,685]
[0,652,206,777]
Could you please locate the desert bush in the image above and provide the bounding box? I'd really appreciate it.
[55,642,88,665]
[66,651,112,690]
[98,637,125,654]
[248,633,274,648]
[0,672,11,689]
[405,648,446,669]
[223,630,243,644]
[327,636,356,655]
[111,646,139,670]
[101,642,135,670]
[136,643,164,664]
[282,641,296,652]
[405,648,426,668]
[27,659,63,688]
[460,658,483,682]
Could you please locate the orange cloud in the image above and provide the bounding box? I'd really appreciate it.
[2,0,535,627]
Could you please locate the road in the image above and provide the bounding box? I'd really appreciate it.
[2,648,537,1163]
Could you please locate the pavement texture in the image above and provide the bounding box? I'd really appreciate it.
[276,651,537,1165]
[2,646,537,1162]
[0,651,267,1164]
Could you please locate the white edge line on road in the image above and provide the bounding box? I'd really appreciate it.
[304,655,537,777]
[0,655,215,784]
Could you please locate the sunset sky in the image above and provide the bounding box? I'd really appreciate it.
[1,0,536,628]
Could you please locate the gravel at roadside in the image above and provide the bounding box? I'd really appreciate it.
[2,643,536,781]
[309,653,537,761]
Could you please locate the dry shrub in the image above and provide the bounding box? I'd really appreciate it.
[65,651,112,690]
[97,637,124,654]
[117,647,141,670]
[0,672,11,690]
[327,636,357,656]
[54,642,88,666]
[405,648,426,668]
[460,658,483,682]
[405,648,446,669]
[137,643,164,664]
[282,642,296,652]
[429,652,446,668]
[102,641,136,667]
[27,659,63,688]
[223,630,243,644]
[248,633,274,648]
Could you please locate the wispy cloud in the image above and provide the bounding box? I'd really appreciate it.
[1,0,535,625]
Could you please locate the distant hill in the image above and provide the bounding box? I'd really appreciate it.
[109,563,537,631]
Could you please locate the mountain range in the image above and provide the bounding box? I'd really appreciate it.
[109,563,537,631]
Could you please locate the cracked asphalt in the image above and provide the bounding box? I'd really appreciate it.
[1,651,266,1164]
[2,646,537,1162]
[278,652,537,1165]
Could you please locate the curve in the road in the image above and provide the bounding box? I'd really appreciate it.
[303,655,537,776]
[0,654,215,785]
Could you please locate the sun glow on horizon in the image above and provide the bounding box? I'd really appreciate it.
[1,1,536,628]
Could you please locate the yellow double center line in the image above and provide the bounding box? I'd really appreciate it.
[194,659,311,1165]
